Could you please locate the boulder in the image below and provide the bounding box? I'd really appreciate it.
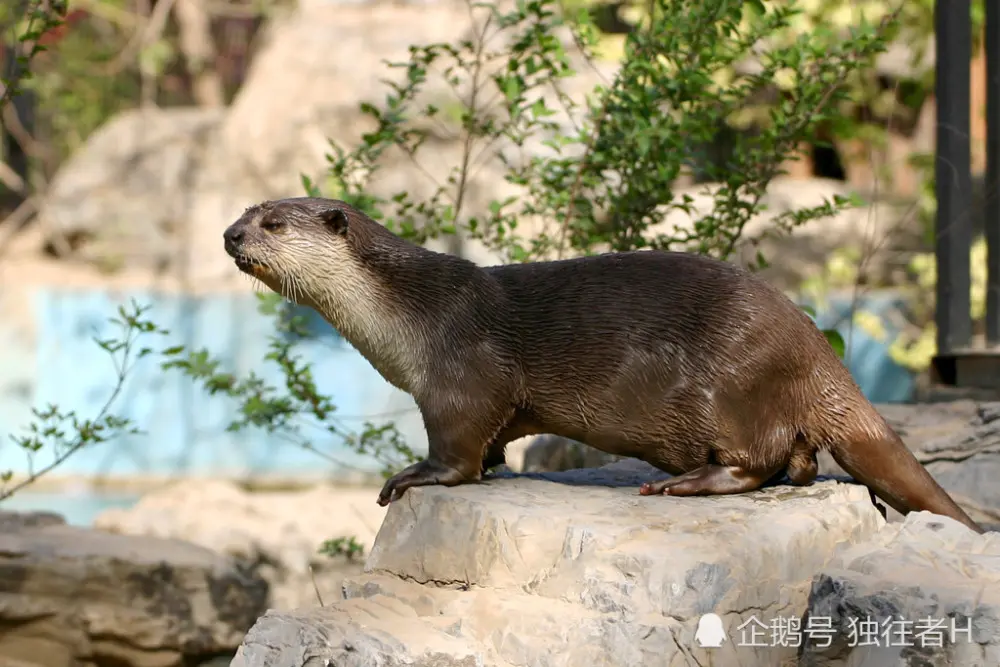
[800,511,1000,667]
[32,0,605,283]
[94,480,388,610]
[233,459,887,667]
[35,107,226,275]
[0,510,268,667]
[519,433,620,473]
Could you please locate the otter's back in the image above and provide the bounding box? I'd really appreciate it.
[489,251,813,351]
[485,251,839,409]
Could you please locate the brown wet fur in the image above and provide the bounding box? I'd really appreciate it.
[222,197,985,534]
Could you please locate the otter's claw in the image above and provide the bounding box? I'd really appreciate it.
[377,459,470,506]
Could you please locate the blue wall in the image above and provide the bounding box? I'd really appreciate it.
[0,288,426,479]
[809,290,915,404]
[0,286,915,480]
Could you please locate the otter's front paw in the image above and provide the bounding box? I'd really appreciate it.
[376,459,469,506]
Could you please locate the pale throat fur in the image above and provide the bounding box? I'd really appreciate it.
[244,210,427,395]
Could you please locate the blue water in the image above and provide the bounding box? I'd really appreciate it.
[1,489,140,526]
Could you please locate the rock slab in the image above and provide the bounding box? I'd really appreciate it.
[0,510,268,667]
[234,460,887,667]
[94,480,388,610]
[800,511,1000,666]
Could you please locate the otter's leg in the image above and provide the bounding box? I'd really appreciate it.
[377,401,513,506]
[639,464,781,496]
[481,443,507,474]
[481,411,543,475]
[785,446,818,486]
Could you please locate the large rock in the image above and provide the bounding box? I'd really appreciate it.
[233,460,887,667]
[0,510,268,667]
[519,433,620,473]
[94,480,388,610]
[800,511,1000,666]
[34,0,601,283]
[36,107,225,274]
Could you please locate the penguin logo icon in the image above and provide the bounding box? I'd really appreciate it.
[695,612,727,649]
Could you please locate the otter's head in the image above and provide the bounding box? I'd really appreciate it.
[222,197,354,304]
[223,197,421,390]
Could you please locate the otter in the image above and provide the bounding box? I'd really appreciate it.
[222,197,984,534]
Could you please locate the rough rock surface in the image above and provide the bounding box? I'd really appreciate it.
[94,480,388,609]
[232,460,887,667]
[36,107,225,274]
[800,512,1000,666]
[0,510,268,667]
[519,433,621,473]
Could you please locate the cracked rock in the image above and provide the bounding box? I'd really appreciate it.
[0,510,269,667]
[94,480,387,610]
[233,459,886,667]
[799,511,1000,667]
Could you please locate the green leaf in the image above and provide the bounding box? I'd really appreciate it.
[823,328,846,359]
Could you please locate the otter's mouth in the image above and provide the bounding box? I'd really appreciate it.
[233,255,272,277]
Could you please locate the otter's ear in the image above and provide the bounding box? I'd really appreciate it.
[319,207,349,235]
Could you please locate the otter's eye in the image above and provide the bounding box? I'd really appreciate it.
[261,220,284,232]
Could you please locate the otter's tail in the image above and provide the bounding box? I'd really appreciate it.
[827,422,984,534]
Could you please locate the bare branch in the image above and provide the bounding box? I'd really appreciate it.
[173,0,225,107]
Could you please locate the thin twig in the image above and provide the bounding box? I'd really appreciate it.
[0,196,38,257]
[843,74,902,363]
[0,0,64,110]
[68,0,142,29]
[717,6,903,261]
[555,96,609,259]
[96,0,178,77]
[1,102,46,160]
[308,564,326,607]
[0,326,138,501]
[0,159,27,194]
[452,1,494,223]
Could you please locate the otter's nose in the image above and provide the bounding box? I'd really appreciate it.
[223,225,244,253]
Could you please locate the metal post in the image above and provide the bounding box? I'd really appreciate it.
[987,0,1000,346]
[934,0,973,357]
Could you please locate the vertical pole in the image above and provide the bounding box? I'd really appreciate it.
[1,42,29,195]
[987,0,1000,346]
[935,0,973,356]
[1,1,36,203]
